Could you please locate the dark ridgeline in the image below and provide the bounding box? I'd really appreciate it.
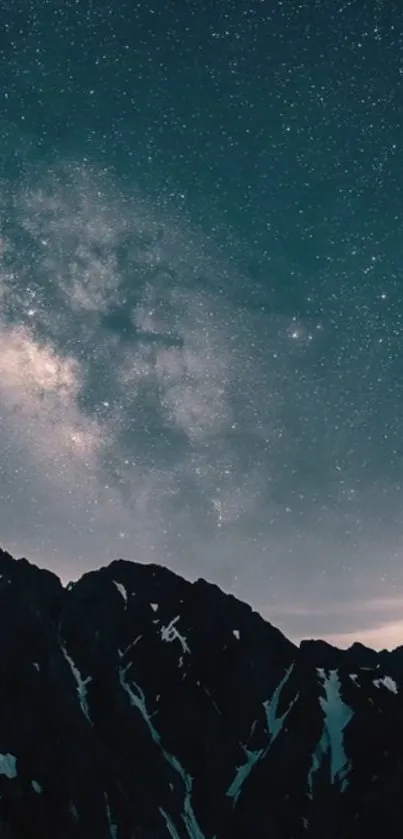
[0,547,401,838]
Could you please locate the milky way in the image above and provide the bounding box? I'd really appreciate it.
[1,0,403,648]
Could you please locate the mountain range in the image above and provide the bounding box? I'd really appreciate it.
[0,546,400,838]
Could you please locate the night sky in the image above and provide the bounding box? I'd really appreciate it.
[1,0,403,649]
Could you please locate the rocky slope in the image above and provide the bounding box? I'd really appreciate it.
[0,547,401,838]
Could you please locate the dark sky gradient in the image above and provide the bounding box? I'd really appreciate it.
[1,0,403,648]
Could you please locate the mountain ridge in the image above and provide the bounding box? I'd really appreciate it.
[0,545,401,838]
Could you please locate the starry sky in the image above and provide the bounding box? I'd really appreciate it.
[1,0,403,649]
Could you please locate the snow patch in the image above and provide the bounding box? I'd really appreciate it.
[160,807,182,839]
[118,635,142,659]
[226,746,263,804]
[150,602,159,612]
[202,685,221,715]
[232,629,240,640]
[112,580,128,604]
[32,780,42,793]
[0,753,17,779]
[119,665,213,839]
[33,662,40,671]
[373,675,398,694]
[104,792,118,839]
[226,665,298,808]
[349,674,358,685]
[308,668,353,796]
[161,616,190,655]
[62,647,92,724]
[69,803,79,822]
[263,663,298,747]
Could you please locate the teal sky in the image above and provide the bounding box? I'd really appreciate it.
[1,0,403,649]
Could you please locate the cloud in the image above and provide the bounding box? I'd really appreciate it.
[325,621,403,652]
[267,593,403,651]
[271,595,403,619]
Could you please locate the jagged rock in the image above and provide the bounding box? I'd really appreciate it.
[0,547,400,838]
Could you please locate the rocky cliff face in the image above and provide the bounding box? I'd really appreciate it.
[0,547,401,839]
